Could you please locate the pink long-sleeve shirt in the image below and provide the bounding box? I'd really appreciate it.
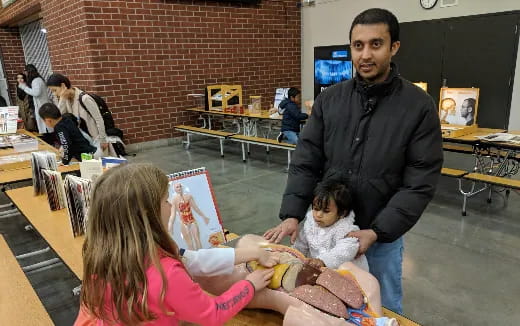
[94,256,254,326]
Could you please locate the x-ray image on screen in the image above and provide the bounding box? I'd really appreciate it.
[314,60,352,84]
[314,44,352,98]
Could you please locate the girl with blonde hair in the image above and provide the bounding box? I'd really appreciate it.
[77,163,276,326]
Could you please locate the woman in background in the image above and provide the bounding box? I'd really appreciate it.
[15,73,37,132]
[17,64,50,134]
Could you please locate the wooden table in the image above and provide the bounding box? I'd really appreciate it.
[0,235,53,325]
[442,128,506,144]
[0,129,59,157]
[0,164,79,186]
[6,187,420,326]
[186,107,282,121]
[6,186,85,279]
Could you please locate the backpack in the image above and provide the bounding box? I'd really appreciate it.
[78,92,116,130]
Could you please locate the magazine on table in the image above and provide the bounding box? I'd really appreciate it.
[31,151,58,195]
[167,167,226,250]
[63,174,92,237]
[477,133,520,144]
[42,169,67,211]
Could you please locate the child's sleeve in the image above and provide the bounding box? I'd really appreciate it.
[165,261,254,326]
[182,248,235,276]
[315,220,360,269]
[292,216,310,257]
[55,125,72,165]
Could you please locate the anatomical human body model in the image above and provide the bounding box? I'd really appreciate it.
[195,235,398,326]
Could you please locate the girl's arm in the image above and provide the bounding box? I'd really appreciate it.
[165,260,255,326]
[182,247,278,277]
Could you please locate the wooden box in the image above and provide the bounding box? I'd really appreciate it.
[206,85,242,112]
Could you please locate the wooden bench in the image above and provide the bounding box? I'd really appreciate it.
[448,172,520,216]
[227,134,296,168]
[0,235,53,325]
[442,144,474,154]
[175,125,235,157]
[464,173,520,190]
[441,167,468,178]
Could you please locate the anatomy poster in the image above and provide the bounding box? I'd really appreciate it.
[439,88,479,126]
[0,106,19,134]
[167,168,225,250]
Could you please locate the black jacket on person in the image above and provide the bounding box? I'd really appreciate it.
[0,95,7,107]
[55,117,96,165]
[280,99,308,132]
[279,64,443,243]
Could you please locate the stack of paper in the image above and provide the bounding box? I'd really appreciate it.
[477,133,520,144]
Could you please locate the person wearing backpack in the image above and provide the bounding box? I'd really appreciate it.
[46,73,108,151]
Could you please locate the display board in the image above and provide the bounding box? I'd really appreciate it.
[314,45,352,99]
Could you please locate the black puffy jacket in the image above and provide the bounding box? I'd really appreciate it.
[279,65,443,242]
[280,99,308,132]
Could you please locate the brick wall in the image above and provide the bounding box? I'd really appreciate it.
[1,0,301,144]
[0,27,25,103]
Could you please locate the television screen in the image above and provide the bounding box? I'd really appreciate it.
[314,60,352,85]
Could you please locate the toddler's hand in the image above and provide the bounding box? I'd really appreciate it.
[305,258,325,269]
[246,268,274,291]
[257,249,279,268]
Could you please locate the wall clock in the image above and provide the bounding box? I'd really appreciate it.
[420,0,438,9]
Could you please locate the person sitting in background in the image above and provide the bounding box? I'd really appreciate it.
[39,103,96,165]
[292,178,369,271]
[277,88,308,145]
[15,73,37,132]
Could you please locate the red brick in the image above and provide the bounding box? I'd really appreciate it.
[0,0,300,144]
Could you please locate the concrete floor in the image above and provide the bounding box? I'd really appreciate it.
[1,138,519,325]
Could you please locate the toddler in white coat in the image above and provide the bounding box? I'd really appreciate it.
[293,179,369,271]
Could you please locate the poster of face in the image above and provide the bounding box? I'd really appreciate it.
[168,170,225,250]
[439,88,479,126]
[0,106,19,134]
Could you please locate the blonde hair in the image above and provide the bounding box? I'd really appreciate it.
[81,163,181,325]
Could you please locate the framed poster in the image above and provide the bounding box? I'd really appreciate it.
[439,88,479,126]
[413,82,428,92]
[167,168,226,250]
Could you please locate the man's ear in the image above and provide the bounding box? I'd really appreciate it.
[391,41,401,57]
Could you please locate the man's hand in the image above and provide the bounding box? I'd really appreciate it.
[347,229,378,258]
[263,218,299,244]
[305,258,325,269]
[101,143,109,150]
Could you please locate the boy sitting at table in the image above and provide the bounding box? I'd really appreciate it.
[277,88,308,145]
[39,103,96,165]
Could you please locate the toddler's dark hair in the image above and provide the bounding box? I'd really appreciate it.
[312,179,352,218]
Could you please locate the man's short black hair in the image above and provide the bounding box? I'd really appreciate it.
[39,103,62,120]
[312,179,352,218]
[287,87,301,100]
[349,8,400,44]
[46,73,72,89]
[464,98,476,111]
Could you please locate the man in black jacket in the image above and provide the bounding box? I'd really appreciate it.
[264,8,443,313]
